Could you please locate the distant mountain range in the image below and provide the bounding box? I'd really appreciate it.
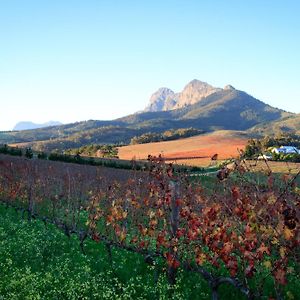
[13,121,62,131]
[0,79,297,152]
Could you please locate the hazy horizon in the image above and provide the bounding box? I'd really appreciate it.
[1,1,300,131]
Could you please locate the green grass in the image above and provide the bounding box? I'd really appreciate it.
[0,204,213,300]
[1,203,299,300]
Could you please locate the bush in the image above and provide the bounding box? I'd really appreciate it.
[25,148,33,159]
[37,152,48,159]
[130,128,204,145]
[0,144,22,156]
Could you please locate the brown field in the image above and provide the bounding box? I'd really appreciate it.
[118,130,249,167]
[245,160,300,174]
[9,142,31,148]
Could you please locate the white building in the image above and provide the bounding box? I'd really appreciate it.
[257,154,273,160]
[271,146,300,155]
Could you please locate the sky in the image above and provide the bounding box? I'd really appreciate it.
[1,0,300,131]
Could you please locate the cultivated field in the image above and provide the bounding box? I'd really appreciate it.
[244,160,300,174]
[118,130,248,167]
[0,153,299,299]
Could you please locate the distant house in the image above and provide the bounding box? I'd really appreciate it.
[271,146,300,155]
[258,154,272,160]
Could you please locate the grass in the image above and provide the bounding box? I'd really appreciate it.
[1,164,300,300]
[245,160,300,174]
[1,202,299,300]
[0,204,214,300]
[0,203,259,300]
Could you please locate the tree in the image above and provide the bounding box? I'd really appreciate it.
[25,148,33,159]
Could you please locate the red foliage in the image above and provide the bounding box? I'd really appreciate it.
[0,154,299,297]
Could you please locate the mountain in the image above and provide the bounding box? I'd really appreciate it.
[122,87,290,130]
[144,88,176,112]
[174,79,222,109]
[13,121,62,131]
[0,79,294,152]
[144,79,221,112]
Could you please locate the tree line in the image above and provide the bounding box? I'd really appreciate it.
[130,128,204,145]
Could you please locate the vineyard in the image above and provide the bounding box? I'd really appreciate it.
[0,154,299,299]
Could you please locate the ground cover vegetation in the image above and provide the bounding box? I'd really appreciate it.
[64,144,119,158]
[0,204,216,300]
[0,153,299,299]
[130,128,204,145]
[0,144,205,172]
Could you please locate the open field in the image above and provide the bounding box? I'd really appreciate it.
[119,131,300,173]
[244,160,300,174]
[118,131,249,167]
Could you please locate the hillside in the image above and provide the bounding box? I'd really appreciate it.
[118,130,249,167]
[0,120,123,144]
[249,114,300,136]
[8,126,143,152]
[120,87,290,131]
[0,79,293,151]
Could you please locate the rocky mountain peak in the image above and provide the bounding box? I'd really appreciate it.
[185,79,211,88]
[143,80,237,112]
[144,87,175,112]
[224,85,236,90]
[150,87,174,101]
[174,80,221,108]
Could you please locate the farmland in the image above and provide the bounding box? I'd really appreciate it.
[118,130,249,167]
[245,160,300,175]
[119,131,300,173]
[0,153,299,299]
[0,204,214,299]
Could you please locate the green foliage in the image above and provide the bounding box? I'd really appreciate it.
[131,133,162,144]
[0,205,213,299]
[261,134,300,148]
[0,144,9,154]
[0,155,299,299]
[47,151,142,170]
[243,139,263,158]
[272,152,300,163]
[48,152,84,164]
[130,128,204,145]
[65,144,119,158]
[0,144,22,156]
[37,152,47,159]
[25,147,33,159]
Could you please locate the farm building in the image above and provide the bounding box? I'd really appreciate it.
[271,146,300,154]
[257,154,272,160]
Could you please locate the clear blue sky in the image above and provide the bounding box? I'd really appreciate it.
[1,0,299,131]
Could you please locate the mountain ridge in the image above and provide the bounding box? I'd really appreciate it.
[144,79,223,112]
[13,121,62,131]
[0,79,295,152]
